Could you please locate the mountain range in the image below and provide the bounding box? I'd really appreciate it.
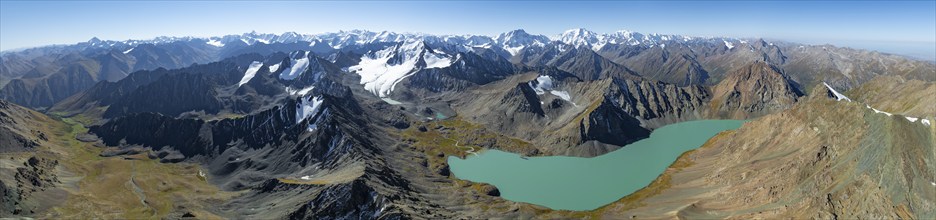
[1,28,934,218]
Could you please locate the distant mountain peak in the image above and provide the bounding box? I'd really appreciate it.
[557,28,601,49]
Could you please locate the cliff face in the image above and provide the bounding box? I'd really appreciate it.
[561,84,936,219]
[708,61,803,119]
[604,78,709,126]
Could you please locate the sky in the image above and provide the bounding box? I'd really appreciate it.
[1,1,934,60]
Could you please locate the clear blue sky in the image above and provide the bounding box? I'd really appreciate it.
[2,1,934,59]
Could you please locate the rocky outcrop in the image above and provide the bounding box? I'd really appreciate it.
[1,157,60,216]
[0,100,50,153]
[708,61,803,119]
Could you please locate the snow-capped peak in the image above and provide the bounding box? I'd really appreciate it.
[556,28,602,49]
[494,29,550,56]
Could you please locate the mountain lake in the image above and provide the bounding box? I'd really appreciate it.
[448,120,746,211]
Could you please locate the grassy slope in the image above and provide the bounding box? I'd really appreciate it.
[4,112,241,219]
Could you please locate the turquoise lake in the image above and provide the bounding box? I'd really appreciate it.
[447,120,745,211]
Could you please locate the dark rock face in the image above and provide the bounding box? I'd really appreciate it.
[286,180,386,220]
[89,112,209,156]
[481,185,500,197]
[513,84,546,116]
[326,51,362,68]
[436,164,450,177]
[104,73,224,118]
[604,78,709,120]
[577,98,650,146]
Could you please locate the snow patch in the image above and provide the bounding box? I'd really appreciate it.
[724,40,734,50]
[280,55,310,80]
[207,39,224,47]
[865,105,932,126]
[871,107,893,116]
[550,90,576,106]
[237,61,263,87]
[381,97,402,105]
[528,75,555,95]
[268,63,281,73]
[286,86,315,96]
[529,75,577,106]
[422,50,453,69]
[504,45,525,56]
[822,82,851,102]
[123,48,134,54]
[296,96,325,131]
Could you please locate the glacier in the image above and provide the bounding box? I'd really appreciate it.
[348,41,453,97]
